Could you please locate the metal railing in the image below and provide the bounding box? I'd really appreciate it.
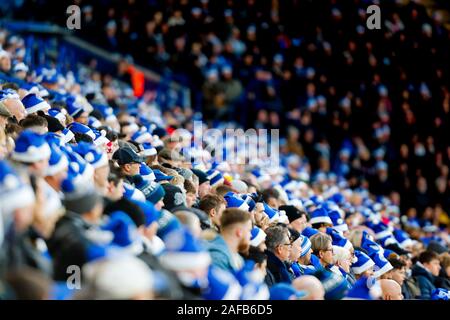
[0,19,191,109]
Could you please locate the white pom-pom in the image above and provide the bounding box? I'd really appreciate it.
[85,152,95,163]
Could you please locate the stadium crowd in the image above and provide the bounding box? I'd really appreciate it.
[0,0,449,300]
[11,0,450,221]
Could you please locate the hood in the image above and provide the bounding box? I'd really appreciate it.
[411,263,434,281]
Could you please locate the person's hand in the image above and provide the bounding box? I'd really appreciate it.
[254,205,270,230]
[253,202,265,223]
[258,215,270,231]
[252,202,264,216]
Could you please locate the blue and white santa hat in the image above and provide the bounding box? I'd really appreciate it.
[92,129,110,146]
[360,231,383,255]
[88,116,102,129]
[370,201,383,213]
[61,127,75,143]
[240,194,256,211]
[328,209,348,233]
[224,192,249,211]
[93,103,116,122]
[101,210,139,248]
[65,96,85,118]
[123,182,146,202]
[207,169,224,187]
[310,195,324,206]
[235,261,270,300]
[13,62,29,74]
[131,129,152,144]
[67,122,96,141]
[0,160,35,216]
[48,108,67,123]
[38,67,59,84]
[303,198,315,211]
[371,221,393,240]
[45,143,69,176]
[250,226,266,247]
[368,251,393,278]
[351,250,375,275]
[140,142,157,157]
[0,88,20,102]
[269,283,307,300]
[300,235,312,257]
[345,276,381,300]
[45,132,65,148]
[431,288,450,300]
[159,228,211,271]
[153,169,173,182]
[140,163,156,182]
[330,192,345,205]
[21,93,51,114]
[321,199,338,211]
[326,228,352,250]
[263,202,280,222]
[67,151,95,185]
[203,266,242,300]
[309,207,333,225]
[132,200,161,227]
[302,227,319,239]
[72,142,108,169]
[378,234,399,248]
[393,229,413,248]
[25,82,49,98]
[11,130,51,163]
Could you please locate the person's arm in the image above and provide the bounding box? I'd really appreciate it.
[416,276,432,300]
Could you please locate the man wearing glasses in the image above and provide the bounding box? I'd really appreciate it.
[264,225,295,287]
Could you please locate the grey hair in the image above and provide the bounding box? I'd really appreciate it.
[174,210,200,235]
[265,225,289,252]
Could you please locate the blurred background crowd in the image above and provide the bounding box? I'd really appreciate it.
[0,0,448,300]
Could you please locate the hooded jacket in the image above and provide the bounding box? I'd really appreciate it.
[411,262,436,300]
[207,235,243,273]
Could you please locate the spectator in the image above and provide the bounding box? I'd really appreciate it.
[199,193,226,232]
[191,169,211,198]
[207,208,252,272]
[435,253,450,290]
[412,251,441,299]
[291,235,315,277]
[112,145,143,184]
[264,225,294,286]
[5,267,52,300]
[0,101,12,130]
[47,184,104,281]
[310,232,334,270]
[380,279,404,300]
[331,245,353,287]
[174,210,202,239]
[0,0,449,301]
[0,89,26,122]
[280,205,308,233]
[388,257,415,299]
[77,256,154,300]
[351,250,375,280]
[292,275,325,300]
